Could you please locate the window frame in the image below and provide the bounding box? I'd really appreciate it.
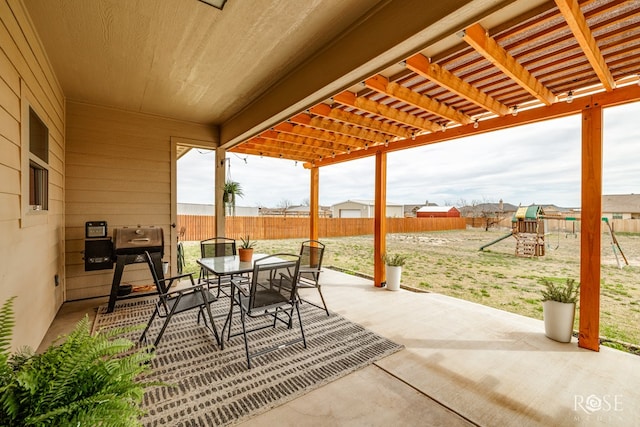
[20,82,49,227]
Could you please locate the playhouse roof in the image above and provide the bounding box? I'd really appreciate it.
[514,205,544,220]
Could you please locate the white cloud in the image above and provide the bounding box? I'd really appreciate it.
[178,101,640,208]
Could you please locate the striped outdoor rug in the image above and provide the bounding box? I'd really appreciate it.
[93,297,403,426]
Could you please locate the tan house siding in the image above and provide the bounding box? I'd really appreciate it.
[0,0,66,351]
[65,101,217,300]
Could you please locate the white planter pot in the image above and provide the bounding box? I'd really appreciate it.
[543,300,576,343]
[386,265,402,291]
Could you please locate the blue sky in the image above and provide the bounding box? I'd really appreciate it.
[178,101,640,208]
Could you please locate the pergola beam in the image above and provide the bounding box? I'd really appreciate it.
[259,130,357,152]
[333,91,440,133]
[555,0,615,91]
[309,104,411,139]
[462,23,556,106]
[406,53,510,116]
[288,113,390,144]
[231,141,316,163]
[365,74,473,124]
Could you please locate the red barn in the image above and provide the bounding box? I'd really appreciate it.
[416,206,460,218]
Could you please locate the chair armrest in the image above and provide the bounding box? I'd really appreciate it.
[274,273,295,292]
[161,280,209,299]
[230,277,251,296]
[158,272,195,286]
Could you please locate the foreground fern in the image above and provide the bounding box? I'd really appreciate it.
[0,297,155,426]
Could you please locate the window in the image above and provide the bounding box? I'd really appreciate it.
[20,82,50,227]
[28,107,49,210]
[612,213,623,220]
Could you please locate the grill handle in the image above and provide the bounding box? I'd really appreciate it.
[129,238,151,243]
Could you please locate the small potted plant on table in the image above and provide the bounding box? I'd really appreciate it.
[541,278,579,343]
[383,253,407,291]
[238,235,256,262]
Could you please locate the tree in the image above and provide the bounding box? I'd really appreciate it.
[457,198,481,228]
[223,180,244,216]
[479,197,508,231]
[277,199,293,216]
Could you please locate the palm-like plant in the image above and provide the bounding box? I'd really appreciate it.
[223,180,244,216]
[0,297,156,426]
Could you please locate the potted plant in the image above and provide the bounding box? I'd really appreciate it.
[238,235,256,262]
[223,180,244,217]
[383,253,407,291]
[541,278,579,343]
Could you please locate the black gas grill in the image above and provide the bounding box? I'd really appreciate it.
[107,226,165,312]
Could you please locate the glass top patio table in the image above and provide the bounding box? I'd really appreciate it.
[197,253,279,276]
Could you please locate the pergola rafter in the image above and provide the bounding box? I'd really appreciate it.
[365,74,474,125]
[309,104,411,139]
[461,23,557,106]
[554,0,616,91]
[405,53,510,117]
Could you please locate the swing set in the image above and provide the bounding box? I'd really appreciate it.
[542,215,628,269]
[479,204,629,268]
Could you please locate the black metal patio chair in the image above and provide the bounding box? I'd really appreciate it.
[199,237,237,296]
[139,251,221,349]
[227,253,306,369]
[296,240,329,316]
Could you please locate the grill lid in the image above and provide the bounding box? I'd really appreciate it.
[113,226,164,255]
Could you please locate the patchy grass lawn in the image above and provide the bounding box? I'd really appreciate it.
[180,228,640,351]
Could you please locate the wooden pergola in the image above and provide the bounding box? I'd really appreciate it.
[217,0,640,352]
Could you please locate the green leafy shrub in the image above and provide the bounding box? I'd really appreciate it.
[0,297,155,426]
[541,278,579,304]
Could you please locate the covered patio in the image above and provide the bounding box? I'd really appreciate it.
[2,0,640,423]
[43,268,640,426]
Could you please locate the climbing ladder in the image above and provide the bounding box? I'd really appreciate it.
[514,233,545,257]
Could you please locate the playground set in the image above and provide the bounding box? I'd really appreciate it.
[479,205,628,268]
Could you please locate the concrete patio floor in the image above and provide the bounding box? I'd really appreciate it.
[41,269,640,426]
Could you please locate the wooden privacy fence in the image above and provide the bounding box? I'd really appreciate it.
[178,215,466,241]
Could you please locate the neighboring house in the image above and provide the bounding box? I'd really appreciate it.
[602,194,640,219]
[331,200,404,218]
[416,206,460,218]
[178,203,259,217]
[538,204,574,218]
[459,201,519,217]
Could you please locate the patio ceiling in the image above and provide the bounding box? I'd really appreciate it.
[23,0,640,162]
[226,0,640,166]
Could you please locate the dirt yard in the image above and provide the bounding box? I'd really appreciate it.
[182,228,640,351]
